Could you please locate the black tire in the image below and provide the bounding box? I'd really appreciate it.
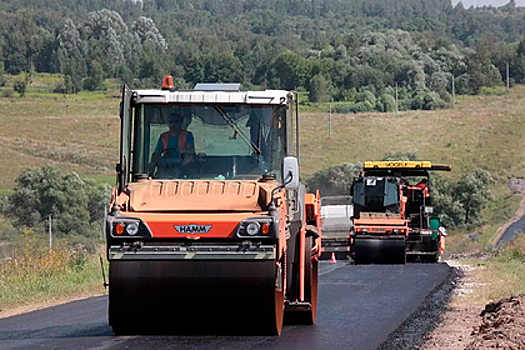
[285,236,319,325]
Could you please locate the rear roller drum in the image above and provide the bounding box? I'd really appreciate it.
[353,238,406,264]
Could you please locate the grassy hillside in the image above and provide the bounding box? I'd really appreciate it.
[2,76,525,193]
[0,86,120,192]
[301,87,525,182]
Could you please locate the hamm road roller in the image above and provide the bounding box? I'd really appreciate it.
[105,77,322,335]
[351,161,450,264]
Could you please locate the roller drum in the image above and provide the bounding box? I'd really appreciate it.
[353,237,406,264]
[109,259,283,335]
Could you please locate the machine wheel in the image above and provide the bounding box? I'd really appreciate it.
[426,249,441,263]
[111,324,134,336]
[285,236,319,325]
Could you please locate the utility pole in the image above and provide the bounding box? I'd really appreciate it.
[452,76,455,109]
[395,83,399,115]
[329,103,332,139]
[48,214,52,251]
[506,62,510,90]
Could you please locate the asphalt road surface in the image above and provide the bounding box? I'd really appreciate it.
[497,214,525,247]
[0,262,449,350]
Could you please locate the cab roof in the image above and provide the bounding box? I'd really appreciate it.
[364,161,451,172]
[132,89,291,105]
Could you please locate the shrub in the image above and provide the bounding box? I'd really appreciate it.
[306,163,362,196]
[53,81,67,94]
[382,151,419,161]
[13,80,26,97]
[356,90,376,107]
[410,90,446,110]
[377,94,396,112]
[333,104,355,114]
[2,89,14,98]
[1,166,111,238]
[480,86,507,96]
[352,101,375,112]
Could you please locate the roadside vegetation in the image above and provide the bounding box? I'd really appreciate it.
[0,232,106,315]
[0,167,109,315]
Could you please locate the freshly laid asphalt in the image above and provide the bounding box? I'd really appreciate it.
[0,262,449,350]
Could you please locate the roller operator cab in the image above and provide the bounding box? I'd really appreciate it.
[350,161,451,264]
[106,77,322,335]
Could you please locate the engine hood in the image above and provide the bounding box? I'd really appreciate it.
[127,179,277,212]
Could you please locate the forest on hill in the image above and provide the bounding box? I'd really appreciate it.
[2,0,525,110]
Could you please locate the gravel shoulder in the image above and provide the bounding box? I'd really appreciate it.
[377,262,460,350]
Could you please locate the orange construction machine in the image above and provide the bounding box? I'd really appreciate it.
[350,161,451,264]
[105,77,322,335]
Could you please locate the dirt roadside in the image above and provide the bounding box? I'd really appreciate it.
[422,181,525,349]
[418,262,489,350]
[421,263,525,350]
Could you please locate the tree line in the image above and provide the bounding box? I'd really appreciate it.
[1,1,525,109]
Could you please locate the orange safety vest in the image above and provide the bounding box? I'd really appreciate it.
[440,236,446,253]
[161,130,187,152]
[412,183,430,197]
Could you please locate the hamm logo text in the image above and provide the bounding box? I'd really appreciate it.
[174,224,212,234]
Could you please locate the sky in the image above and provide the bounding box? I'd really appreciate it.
[451,0,525,6]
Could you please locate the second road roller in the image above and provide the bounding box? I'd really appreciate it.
[351,161,451,264]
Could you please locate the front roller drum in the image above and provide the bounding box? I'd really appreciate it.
[109,259,284,335]
[353,237,406,264]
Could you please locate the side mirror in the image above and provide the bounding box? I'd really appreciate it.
[283,156,300,190]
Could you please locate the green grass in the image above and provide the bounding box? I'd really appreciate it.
[459,253,525,305]
[0,255,106,314]
[0,91,119,190]
[300,87,525,180]
[0,234,107,314]
[90,174,116,186]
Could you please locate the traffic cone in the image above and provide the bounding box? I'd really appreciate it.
[330,252,337,264]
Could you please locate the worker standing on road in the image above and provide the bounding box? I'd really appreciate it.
[148,113,196,178]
